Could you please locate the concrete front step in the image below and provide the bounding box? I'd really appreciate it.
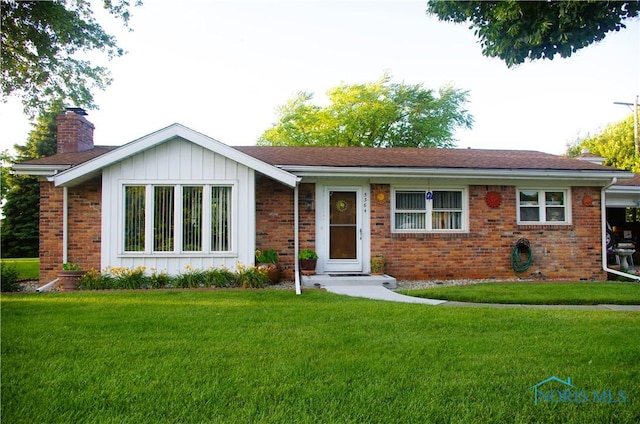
[302,273,397,289]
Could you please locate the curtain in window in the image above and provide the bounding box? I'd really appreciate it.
[395,191,425,229]
[432,191,462,229]
[124,186,145,251]
[183,186,203,251]
[211,186,231,251]
[154,186,174,251]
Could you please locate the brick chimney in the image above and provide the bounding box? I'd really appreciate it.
[56,108,95,153]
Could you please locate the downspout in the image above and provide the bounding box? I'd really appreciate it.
[294,184,301,295]
[63,186,68,264]
[601,178,640,281]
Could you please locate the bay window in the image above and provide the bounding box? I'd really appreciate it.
[123,183,233,254]
[393,188,466,232]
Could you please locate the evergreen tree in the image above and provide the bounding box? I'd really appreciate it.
[1,106,59,258]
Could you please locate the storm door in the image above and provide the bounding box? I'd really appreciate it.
[324,189,363,272]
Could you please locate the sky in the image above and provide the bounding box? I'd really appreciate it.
[1,0,639,156]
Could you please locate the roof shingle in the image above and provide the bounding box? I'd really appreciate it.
[234,146,615,171]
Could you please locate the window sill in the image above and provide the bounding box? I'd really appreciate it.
[391,232,471,240]
[119,252,238,258]
[517,223,573,230]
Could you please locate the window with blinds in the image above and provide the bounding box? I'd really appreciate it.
[123,184,232,254]
[124,186,145,251]
[393,189,465,232]
[211,186,231,252]
[182,186,203,251]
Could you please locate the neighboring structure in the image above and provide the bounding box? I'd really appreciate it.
[13,110,639,288]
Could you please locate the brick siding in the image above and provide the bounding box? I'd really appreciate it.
[56,112,94,153]
[40,176,605,283]
[256,180,606,281]
[38,178,102,284]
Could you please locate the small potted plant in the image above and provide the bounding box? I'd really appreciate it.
[370,255,387,275]
[298,249,318,275]
[58,263,86,291]
[255,249,280,284]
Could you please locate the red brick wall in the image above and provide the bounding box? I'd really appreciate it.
[38,178,102,284]
[56,112,94,153]
[256,181,605,281]
[41,176,605,283]
[255,177,318,281]
[371,184,605,281]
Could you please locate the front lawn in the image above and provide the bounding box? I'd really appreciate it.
[2,290,639,423]
[0,257,39,280]
[400,282,640,305]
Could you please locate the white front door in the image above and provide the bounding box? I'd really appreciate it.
[320,186,365,273]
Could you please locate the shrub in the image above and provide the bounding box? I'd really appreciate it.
[235,264,270,288]
[78,269,106,290]
[175,266,208,288]
[149,269,174,289]
[71,264,271,291]
[255,249,278,264]
[1,264,20,292]
[298,249,318,260]
[105,266,148,289]
[203,267,236,288]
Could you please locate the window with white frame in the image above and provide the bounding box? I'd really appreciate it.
[517,189,569,224]
[123,184,233,254]
[393,189,466,232]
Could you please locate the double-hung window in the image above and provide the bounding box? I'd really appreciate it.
[123,183,233,254]
[517,189,570,224]
[393,188,467,232]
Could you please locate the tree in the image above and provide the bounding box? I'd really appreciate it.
[1,106,60,258]
[567,115,640,172]
[1,0,141,118]
[259,75,473,148]
[427,1,640,67]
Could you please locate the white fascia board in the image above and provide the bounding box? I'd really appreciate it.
[53,123,299,188]
[606,186,640,195]
[11,164,70,176]
[282,166,633,183]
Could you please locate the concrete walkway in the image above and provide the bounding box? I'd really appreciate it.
[323,285,640,311]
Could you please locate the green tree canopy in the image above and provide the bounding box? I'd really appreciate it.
[567,114,640,173]
[1,104,60,258]
[1,0,141,117]
[427,1,640,67]
[258,75,473,148]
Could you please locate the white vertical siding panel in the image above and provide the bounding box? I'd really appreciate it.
[180,140,192,179]
[191,144,204,179]
[144,147,158,180]
[132,152,147,179]
[101,172,111,272]
[154,142,169,179]
[167,139,181,180]
[214,154,226,179]
[101,137,257,276]
[202,150,215,179]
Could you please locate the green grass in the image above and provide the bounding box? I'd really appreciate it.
[2,290,639,423]
[400,282,640,305]
[0,258,39,280]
